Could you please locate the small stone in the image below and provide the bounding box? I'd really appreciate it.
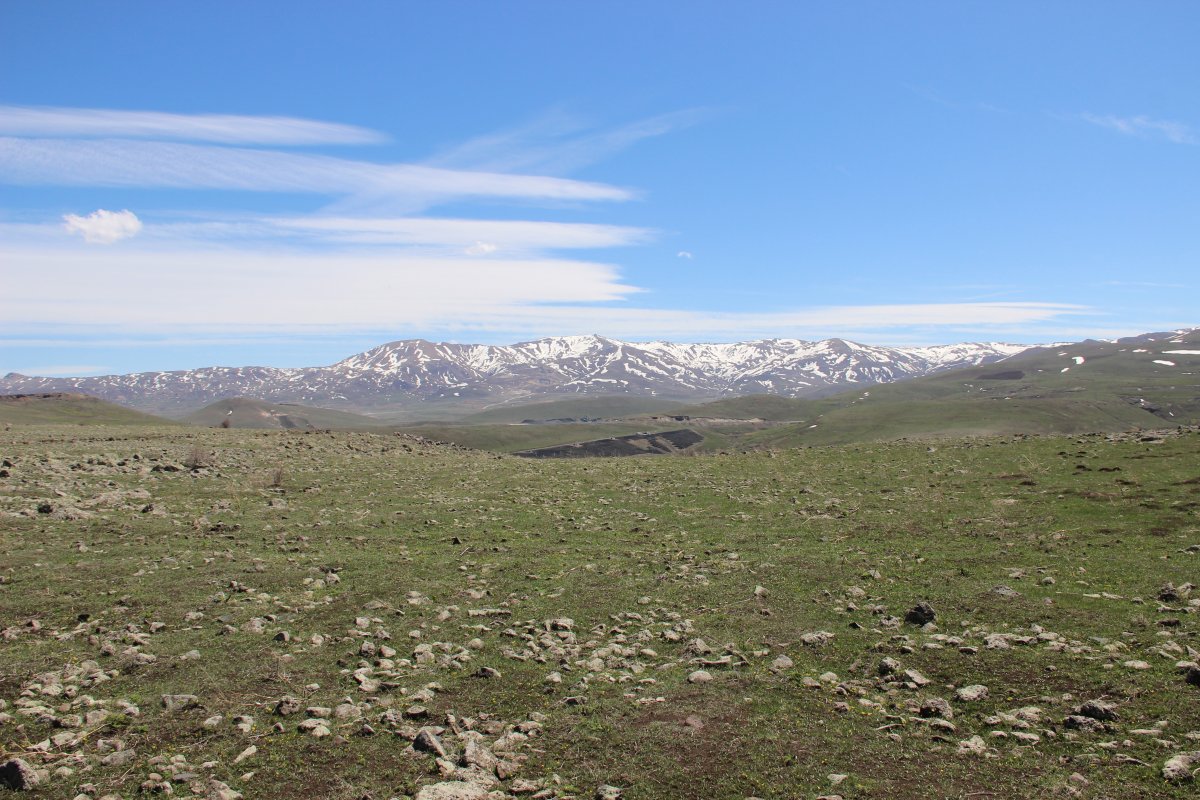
[595,785,623,800]
[161,694,199,712]
[1063,715,1104,732]
[877,657,902,676]
[919,697,954,720]
[1074,699,1117,722]
[0,759,40,790]
[957,735,987,755]
[414,728,448,757]
[955,684,989,702]
[274,696,301,716]
[770,655,794,672]
[233,745,256,764]
[800,631,835,647]
[904,602,936,626]
[414,782,489,800]
[1162,751,1200,783]
[687,670,713,684]
[903,669,930,687]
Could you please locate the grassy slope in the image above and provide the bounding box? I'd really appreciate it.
[184,397,388,429]
[0,393,178,426]
[457,395,691,424]
[1,425,1199,799]
[684,330,1200,448]
[397,421,679,452]
[667,393,823,421]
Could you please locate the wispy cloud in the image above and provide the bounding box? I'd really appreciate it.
[264,216,652,251]
[0,138,632,206]
[0,105,385,145]
[0,236,1089,341]
[427,108,710,175]
[63,209,142,244]
[0,242,639,330]
[1079,113,1197,145]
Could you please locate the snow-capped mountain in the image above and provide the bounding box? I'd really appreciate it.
[0,335,1031,415]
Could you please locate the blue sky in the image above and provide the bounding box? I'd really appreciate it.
[2,1,1198,375]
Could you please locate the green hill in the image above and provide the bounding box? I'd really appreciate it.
[457,394,688,424]
[738,329,1200,447]
[666,393,823,421]
[393,421,680,452]
[184,397,388,430]
[0,393,177,426]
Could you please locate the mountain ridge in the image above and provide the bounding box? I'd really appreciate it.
[1,334,1032,415]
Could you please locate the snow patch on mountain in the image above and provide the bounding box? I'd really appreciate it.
[1,334,1032,415]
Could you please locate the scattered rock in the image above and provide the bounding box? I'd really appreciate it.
[414,782,489,800]
[919,697,954,720]
[687,670,713,684]
[770,655,794,672]
[414,728,448,757]
[161,694,199,712]
[904,602,936,626]
[274,696,301,716]
[1162,752,1200,783]
[0,759,40,790]
[955,685,989,702]
[1073,699,1117,722]
[957,735,987,755]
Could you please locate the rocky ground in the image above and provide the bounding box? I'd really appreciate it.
[1,425,1198,798]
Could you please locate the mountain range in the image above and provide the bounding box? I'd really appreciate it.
[0,335,1031,416]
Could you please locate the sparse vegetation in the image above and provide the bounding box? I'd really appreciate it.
[181,444,215,470]
[1,423,1198,798]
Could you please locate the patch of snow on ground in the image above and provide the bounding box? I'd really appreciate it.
[1133,349,1148,353]
[1153,360,1176,366]
[1163,350,1200,355]
[1072,356,1085,364]
[1060,367,1070,372]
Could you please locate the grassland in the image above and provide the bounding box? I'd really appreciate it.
[183,398,389,430]
[2,423,1199,798]
[0,394,178,427]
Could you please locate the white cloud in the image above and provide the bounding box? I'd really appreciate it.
[0,243,638,329]
[1080,113,1197,145]
[0,105,385,145]
[0,237,1091,341]
[62,209,142,244]
[677,250,693,259]
[0,138,633,209]
[465,241,499,256]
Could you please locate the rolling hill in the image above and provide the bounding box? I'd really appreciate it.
[183,397,389,430]
[724,328,1200,447]
[0,393,177,426]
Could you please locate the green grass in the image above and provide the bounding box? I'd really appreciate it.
[183,397,390,429]
[457,395,694,424]
[0,393,178,426]
[2,424,1198,798]
[394,421,680,452]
